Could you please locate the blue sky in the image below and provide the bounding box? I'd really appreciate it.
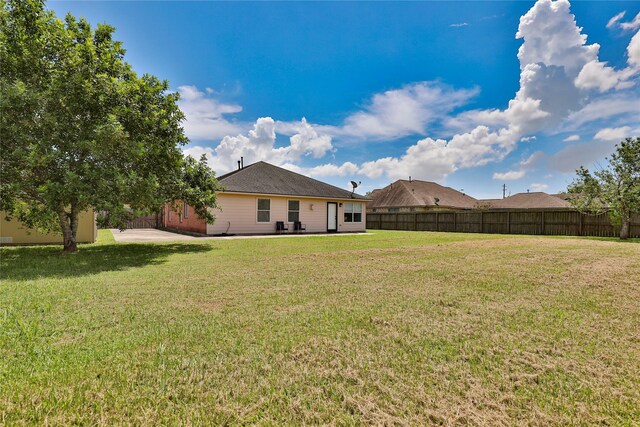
[49,1,640,199]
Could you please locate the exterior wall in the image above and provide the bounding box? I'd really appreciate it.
[164,201,207,234]
[0,209,97,245]
[207,193,366,235]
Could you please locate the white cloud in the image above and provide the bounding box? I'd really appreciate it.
[184,117,335,174]
[176,86,244,140]
[561,93,640,130]
[493,170,526,180]
[620,12,640,31]
[606,11,626,30]
[563,134,580,141]
[628,31,640,68]
[182,145,215,163]
[307,162,359,178]
[520,151,545,167]
[277,162,360,180]
[574,10,640,93]
[547,139,617,172]
[530,183,549,192]
[594,126,633,141]
[450,23,469,27]
[284,118,333,160]
[574,60,636,92]
[357,125,520,181]
[516,0,598,75]
[520,136,537,142]
[449,0,623,136]
[320,82,478,140]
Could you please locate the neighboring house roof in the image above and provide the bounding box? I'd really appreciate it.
[483,192,572,209]
[217,161,368,200]
[551,193,573,201]
[367,179,478,209]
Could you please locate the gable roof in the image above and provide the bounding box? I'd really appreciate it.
[217,161,368,200]
[483,192,572,209]
[367,179,478,209]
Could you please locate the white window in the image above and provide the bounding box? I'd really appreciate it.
[257,198,270,222]
[288,200,300,222]
[344,202,362,222]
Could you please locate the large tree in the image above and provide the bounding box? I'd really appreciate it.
[0,0,219,251]
[568,137,640,240]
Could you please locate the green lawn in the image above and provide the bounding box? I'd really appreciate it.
[1,230,639,425]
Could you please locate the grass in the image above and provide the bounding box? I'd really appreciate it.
[1,229,639,425]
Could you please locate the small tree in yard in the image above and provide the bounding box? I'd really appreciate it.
[0,0,220,252]
[568,137,640,240]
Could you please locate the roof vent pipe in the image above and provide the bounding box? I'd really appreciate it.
[237,160,241,170]
[241,156,244,169]
[409,176,412,182]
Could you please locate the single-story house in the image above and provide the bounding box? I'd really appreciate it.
[367,179,478,213]
[164,161,370,235]
[480,192,572,209]
[0,209,97,245]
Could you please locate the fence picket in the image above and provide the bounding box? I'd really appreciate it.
[366,210,639,238]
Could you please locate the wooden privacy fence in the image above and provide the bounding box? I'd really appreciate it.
[97,212,164,229]
[366,210,640,238]
[125,213,163,229]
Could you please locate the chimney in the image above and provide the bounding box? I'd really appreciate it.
[237,160,241,170]
[241,156,244,169]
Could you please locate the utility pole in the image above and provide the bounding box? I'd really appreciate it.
[502,183,507,199]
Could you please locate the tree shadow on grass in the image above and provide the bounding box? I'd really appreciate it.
[0,242,216,281]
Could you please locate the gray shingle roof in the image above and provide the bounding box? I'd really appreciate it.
[217,161,368,200]
[367,180,478,209]
[482,192,572,209]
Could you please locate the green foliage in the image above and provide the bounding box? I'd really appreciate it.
[178,154,222,223]
[0,0,219,250]
[568,137,640,239]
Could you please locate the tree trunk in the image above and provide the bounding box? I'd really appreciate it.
[58,205,79,252]
[620,214,630,240]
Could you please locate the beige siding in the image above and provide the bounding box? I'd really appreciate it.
[207,193,366,235]
[0,209,97,245]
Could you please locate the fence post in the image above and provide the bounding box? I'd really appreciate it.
[436,211,439,232]
[414,213,417,231]
[480,211,484,233]
[541,211,545,235]
[579,213,583,236]
[507,211,511,234]
[395,213,399,230]
[454,211,457,232]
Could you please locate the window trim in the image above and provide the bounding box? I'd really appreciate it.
[287,199,300,223]
[257,198,271,223]
[344,202,363,223]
